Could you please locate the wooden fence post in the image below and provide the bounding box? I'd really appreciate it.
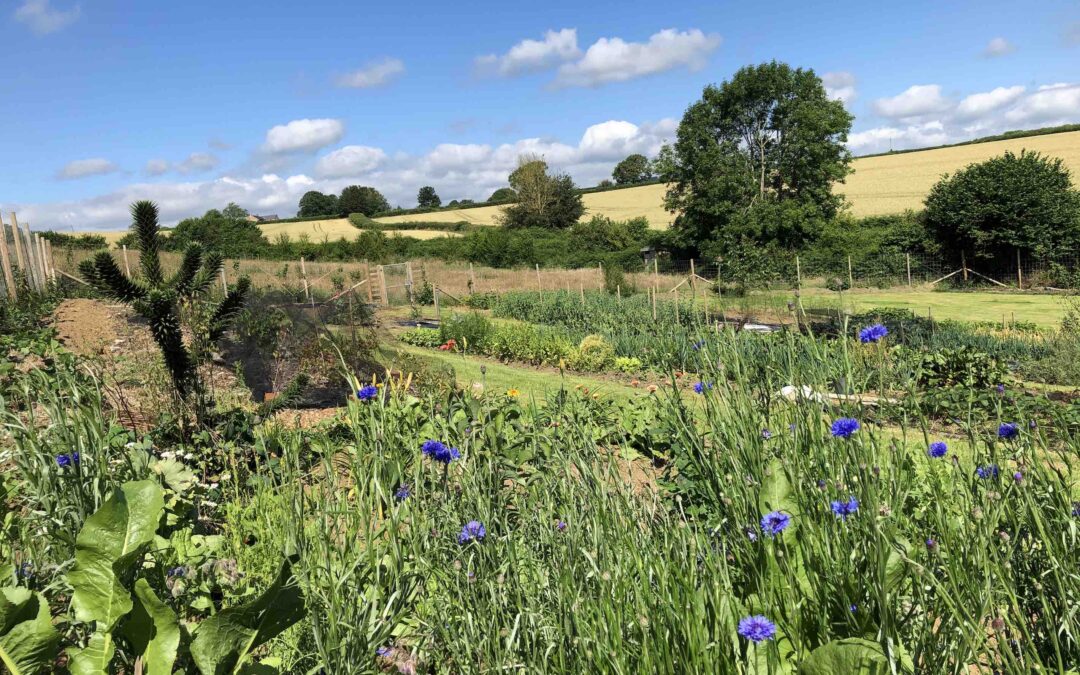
[36,235,49,287]
[9,212,27,283]
[433,286,440,320]
[122,245,132,277]
[795,255,802,292]
[0,216,16,299]
[22,225,41,291]
[961,251,969,282]
[405,261,414,303]
[651,285,657,321]
[46,240,56,282]
[536,264,543,302]
[653,257,659,287]
[364,260,373,303]
[1016,250,1023,289]
[905,253,912,288]
[674,286,680,323]
[469,262,476,291]
[300,257,312,307]
[579,281,585,305]
[378,265,388,306]
[220,267,228,294]
[597,261,603,289]
[847,256,853,288]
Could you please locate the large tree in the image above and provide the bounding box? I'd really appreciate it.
[339,185,390,217]
[612,154,653,185]
[298,190,339,217]
[662,61,853,252]
[500,155,585,229]
[417,185,441,208]
[488,187,517,202]
[924,150,1080,261]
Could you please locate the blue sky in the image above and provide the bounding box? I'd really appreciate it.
[2,0,1078,230]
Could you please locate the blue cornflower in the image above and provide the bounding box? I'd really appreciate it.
[976,464,1000,480]
[998,423,1019,440]
[394,484,411,501]
[1072,502,1080,517]
[555,521,567,532]
[830,418,860,438]
[421,440,460,464]
[760,511,791,537]
[166,566,185,578]
[926,538,939,552]
[693,381,712,394]
[928,441,947,458]
[55,454,71,468]
[1013,471,1023,483]
[691,339,706,351]
[737,615,777,643]
[761,429,772,440]
[356,384,378,402]
[831,496,859,520]
[16,562,33,579]
[858,324,889,343]
[376,645,393,657]
[996,383,1006,395]
[745,527,758,542]
[71,452,80,465]
[458,520,486,544]
[849,604,857,613]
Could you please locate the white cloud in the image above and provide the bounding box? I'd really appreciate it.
[475,29,580,76]
[336,58,405,88]
[555,28,720,88]
[872,84,952,119]
[14,0,80,35]
[1004,83,1080,125]
[315,145,387,177]
[822,71,857,104]
[982,37,1015,57]
[57,158,118,180]
[955,85,1026,118]
[178,152,218,174]
[145,159,170,176]
[848,121,949,153]
[262,118,345,154]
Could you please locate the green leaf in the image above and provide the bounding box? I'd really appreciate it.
[0,588,60,675]
[67,480,166,632]
[189,556,305,675]
[67,632,116,675]
[759,459,798,518]
[798,638,891,675]
[120,579,180,675]
[151,457,198,493]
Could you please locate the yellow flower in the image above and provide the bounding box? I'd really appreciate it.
[506,388,520,398]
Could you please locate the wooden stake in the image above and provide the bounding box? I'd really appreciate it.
[905,253,912,288]
[652,285,657,321]
[1016,250,1022,289]
[364,260,373,303]
[22,225,41,291]
[961,251,968,282]
[46,240,56,282]
[220,267,228,294]
[653,257,659,286]
[122,244,132,277]
[847,255,853,287]
[616,285,621,301]
[378,265,388,306]
[674,286,680,323]
[795,255,802,292]
[0,216,16,299]
[405,261,414,303]
[36,235,49,287]
[536,263,542,303]
[9,212,27,282]
[469,262,475,290]
[579,281,585,305]
[690,258,697,297]
[300,257,312,307]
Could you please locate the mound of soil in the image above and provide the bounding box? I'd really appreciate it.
[52,298,151,357]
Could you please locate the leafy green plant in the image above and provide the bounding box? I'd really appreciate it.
[568,334,616,372]
[0,587,60,675]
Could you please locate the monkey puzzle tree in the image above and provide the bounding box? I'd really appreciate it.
[79,201,250,418]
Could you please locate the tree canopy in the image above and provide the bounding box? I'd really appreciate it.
[662,61,853,252]
[924,150,1080,261]
[612,154,653,185]
[339,185,390,217]
[500,156,585,229]
[170,208,268,258]
[417,186,441,208]
[298,191,339,218]
[488,187,517,202]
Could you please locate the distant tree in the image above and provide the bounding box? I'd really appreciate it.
[924,150,1080,261]
[612,154,653,185]
[298,190,339,217]
[447,200,459,207]
[488,187,517,202]
[221,202,249,220]
[417,186,441,208]
[339,185,390,217]
[501,155,585,229]
[170,208,269,258]
[457,199,475,206]
[662,61,853,252]
[596,179,615,188]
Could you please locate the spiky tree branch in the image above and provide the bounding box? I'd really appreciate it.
[132,200,165,285]
[208,277,251,343]
[169,245,203,297]
[79,252,147,302]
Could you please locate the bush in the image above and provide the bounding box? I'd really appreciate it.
[614,356,643,373]
[464,292,499,309]
[824,276,850,292]
[568,334,616,372]
[439,313,492,352]
[399,327,444,349]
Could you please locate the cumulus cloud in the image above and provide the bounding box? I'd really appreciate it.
[982,37,1015,57]
[1004,83,1080,125]
[554,28,720,88]
[18,118,676,231]
[262,118,345,154]
[848,121,949,153]
[315,145,387,177]
[145,159,170,176]
[178,152,219,174]
[822,71,857,104]
[14,0,80,35]
[475,29,580,76]
[336,58,405,88]
[872,84,952,119]
[955,86,1026,118]
[57,158,118,180]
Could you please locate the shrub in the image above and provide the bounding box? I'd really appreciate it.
[439,312,492,352]
[614,356,643,373]
[464,292,499,309]
[400,328,443,349]
[568,334,616,372]
[824,276,851,292]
